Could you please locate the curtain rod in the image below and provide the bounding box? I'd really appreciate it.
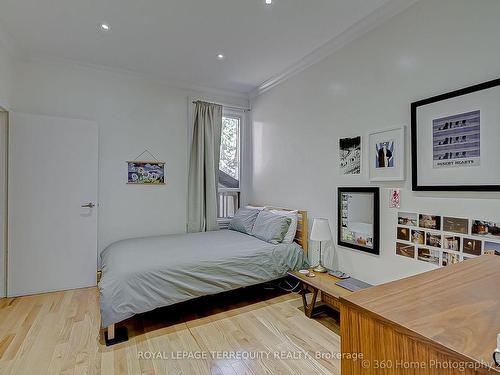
[192,100,250,112]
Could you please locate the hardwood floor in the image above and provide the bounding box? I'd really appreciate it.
[0,285,341,375]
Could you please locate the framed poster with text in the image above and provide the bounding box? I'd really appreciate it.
[411,78,500,191]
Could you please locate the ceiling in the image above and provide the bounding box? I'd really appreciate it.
[0,0,395,95]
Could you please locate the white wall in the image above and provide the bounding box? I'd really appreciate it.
[249,0,500,285]
[11,60,248,256]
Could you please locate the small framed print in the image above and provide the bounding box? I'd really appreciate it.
[368,127,405,181]
[339,136,361,175]
[411,77,500,191]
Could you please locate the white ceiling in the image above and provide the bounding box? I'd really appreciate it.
[0,0,396,95]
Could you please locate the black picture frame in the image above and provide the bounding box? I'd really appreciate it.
[411,77,500,191]
[338,187,380,255]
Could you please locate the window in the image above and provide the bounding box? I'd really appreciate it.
[218,114,241,220]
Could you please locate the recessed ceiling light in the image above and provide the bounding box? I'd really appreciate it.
[217,54,224,60]
[101,24,110,30]
[265,0,272,4]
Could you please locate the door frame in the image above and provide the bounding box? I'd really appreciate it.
[0,108,8,298]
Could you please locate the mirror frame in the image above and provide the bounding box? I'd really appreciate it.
[337,187,380,255]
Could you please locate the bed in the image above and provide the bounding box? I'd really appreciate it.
[99,208,308,344]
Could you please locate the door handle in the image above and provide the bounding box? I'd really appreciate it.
[81,202,96,208]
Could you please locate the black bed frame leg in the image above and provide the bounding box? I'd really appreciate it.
[104,324,129,346]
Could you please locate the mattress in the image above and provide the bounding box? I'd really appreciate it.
[99,229,308,327]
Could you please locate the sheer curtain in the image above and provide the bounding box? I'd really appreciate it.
[187,101,222,232]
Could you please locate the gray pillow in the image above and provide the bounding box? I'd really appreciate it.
[251,211,292,244]
[228,208,260,234]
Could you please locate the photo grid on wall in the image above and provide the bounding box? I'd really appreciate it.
[396,212,500,267]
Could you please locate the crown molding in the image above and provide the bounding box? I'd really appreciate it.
[21,54,250,101]
[249,0,420,99]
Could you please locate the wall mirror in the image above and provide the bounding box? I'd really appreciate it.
[338,187,380,255]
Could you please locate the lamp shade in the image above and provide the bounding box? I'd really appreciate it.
[310,218,332,241]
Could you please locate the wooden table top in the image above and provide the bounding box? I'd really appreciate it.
[288,270,353,299]
[341,255,500,372]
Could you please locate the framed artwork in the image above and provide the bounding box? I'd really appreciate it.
[338,187,380,255]
[368,127,405,181]
[127,161,165,185]
[339,136,361,175]
[411,77,500,191]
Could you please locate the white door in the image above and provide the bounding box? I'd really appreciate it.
[8,113,98,296]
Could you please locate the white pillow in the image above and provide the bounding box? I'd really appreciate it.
[246,205,266,211]
[268,209,298,244]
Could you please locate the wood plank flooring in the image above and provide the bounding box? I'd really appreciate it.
[0,285,341,375]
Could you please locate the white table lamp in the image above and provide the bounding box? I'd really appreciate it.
[311,218,331,273]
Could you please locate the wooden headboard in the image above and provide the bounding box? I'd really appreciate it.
[259,206,308,255]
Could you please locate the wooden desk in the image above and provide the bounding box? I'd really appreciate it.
[288,270,352,318]
[340,255,500,375]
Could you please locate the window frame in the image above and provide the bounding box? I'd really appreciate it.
[219,112,242,190]
[218,109,244,222]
